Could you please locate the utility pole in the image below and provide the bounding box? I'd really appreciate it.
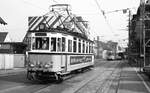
[128,9,131,64]
[140,0,145,67]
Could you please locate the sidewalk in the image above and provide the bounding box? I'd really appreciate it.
[118,61,150,93]
[0,68,26,76]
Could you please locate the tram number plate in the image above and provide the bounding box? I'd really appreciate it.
[70,56,92,65]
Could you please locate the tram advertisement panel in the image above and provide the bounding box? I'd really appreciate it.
[70,56,92,65]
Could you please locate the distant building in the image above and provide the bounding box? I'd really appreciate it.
[0,32,27,69]
[94,36,118,59]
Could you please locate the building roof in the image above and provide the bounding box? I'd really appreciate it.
[0,32,8,42]
[0,17,7,25]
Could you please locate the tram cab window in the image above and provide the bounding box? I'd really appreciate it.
[62,37,66,52]
[33,37,49,50]
[51,38,56,51]
[73,37,77,53]
[78,39,81,53]
[57,38,61,52]
[68,40,72,52]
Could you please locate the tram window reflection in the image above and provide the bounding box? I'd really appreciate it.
[42,38,49,49]
[32,38,36,50]
[78,39,81,53]
[89,43,91,53]
[34,37,49,50]
[57,38,61,52]
[86,42,88,53]
[62,37,66,52]
[51,38,56,51]
[68,40,72,52]
[73,38,77,53]
[82,40,85,53]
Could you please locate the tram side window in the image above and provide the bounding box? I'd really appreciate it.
[73,38,77,53]
[78,39,81,53]
[51,38,56,51]
[57,38,61,52]
[89,43,91,53]
[68,40,72,52]
[32,37,35,50]
[82,40,85,53]
[35,37,49,50]
[92,44,94,53]
[62,37,66,52]
[86,42,88,53]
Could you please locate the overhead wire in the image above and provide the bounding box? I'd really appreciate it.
[21,0,47,12]
[94,0,115,34]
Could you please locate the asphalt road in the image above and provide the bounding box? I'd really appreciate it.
[0,59,140,93]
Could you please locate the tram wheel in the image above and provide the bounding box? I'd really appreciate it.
[55,74,63,83]
[27,71,33,80]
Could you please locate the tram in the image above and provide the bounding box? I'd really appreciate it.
[25,4,94,82]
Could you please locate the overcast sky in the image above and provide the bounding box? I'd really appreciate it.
[0,0,140,42]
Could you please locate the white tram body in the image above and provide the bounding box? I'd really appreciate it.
[25,4,94,81]
[27,30,94,81]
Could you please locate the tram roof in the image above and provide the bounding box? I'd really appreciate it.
[28,28,93,43]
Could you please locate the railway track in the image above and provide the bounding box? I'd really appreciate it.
[0,60,123,93]
[73,61,123,93]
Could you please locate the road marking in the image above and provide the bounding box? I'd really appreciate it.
[134,68,150,93]
[0,86,25,93]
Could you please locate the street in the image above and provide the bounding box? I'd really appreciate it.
[0,59,150,93]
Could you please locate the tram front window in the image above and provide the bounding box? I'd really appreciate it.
[33,37,49,50]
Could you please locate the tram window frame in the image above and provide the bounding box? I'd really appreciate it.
[78,39,81,53]
[91,44,94,53]
[86,42,88,53]
[73,37,77,53]
[57,38,62,52]
[32,37,36,50]
[68,39,72,52]
[82,40,85,53]
[34,37,49,50]
[51,37,56,52]
[89,43,91,53]
[62,37,66,52]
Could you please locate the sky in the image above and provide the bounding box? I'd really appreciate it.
[0,0,141,44]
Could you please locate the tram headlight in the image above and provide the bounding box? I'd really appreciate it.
[44,61,53,68]
[29,63,35,67]
[44,64,50,68]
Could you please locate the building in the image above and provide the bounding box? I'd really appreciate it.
[129,0,150,67]
[0,32,26,69]
[94,36,118,59]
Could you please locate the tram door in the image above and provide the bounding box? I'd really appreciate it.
[60,37,68,73]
